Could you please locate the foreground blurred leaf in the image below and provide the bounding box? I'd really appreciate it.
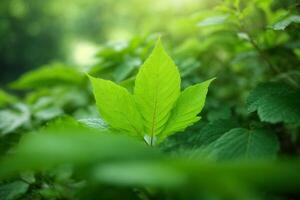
[0,121,299,199]
[208,128,279,160]
[93,161,187,188]
[0,122,159,178]
[247,82,300,124]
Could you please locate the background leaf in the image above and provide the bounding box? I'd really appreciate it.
[0,181,29,200]
[11,63,84,89]
[0,104,31,135]
[272,15,300,30]
[0,90,17,108]
[197,119,238,146]
[208,128,279,160]
[247,82,300,124]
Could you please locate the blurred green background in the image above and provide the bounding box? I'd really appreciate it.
[0,0,217,83]
[0,0,241,83]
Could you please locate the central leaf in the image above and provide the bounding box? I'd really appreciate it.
[89,38,214,145]
[134,39,181,145]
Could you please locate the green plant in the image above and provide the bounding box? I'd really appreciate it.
[0,0,300,199]
[89,39,214,145]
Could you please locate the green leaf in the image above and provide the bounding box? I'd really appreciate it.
[0,121,159,178]
[78,118,108,129]
[94,161,186,187]
[198,119,238,146]
[0,104,31,135]
[197,15,229,27]
[159,78,215,141]
[0,90,17,108]
[134,38,181,144]
[272,15,300,30]
[209,128,279,160]
[247,82,300,124]
[0,181,29,200]
[89,76,144,138]
[0,120,299,198]
[159,119,236,153]
[88,38,214,144]
[10,62,84,89]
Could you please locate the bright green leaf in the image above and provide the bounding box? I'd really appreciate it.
[89,38,214,144]
[134,38,181,144]
[159,78,215,141]
[89,76,144,138]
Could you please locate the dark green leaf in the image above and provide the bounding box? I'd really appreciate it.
[208,128,279,160]
[247,82,300,124]
[0,181,29,200]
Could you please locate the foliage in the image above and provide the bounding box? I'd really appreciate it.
[10,63,85,90]
[247,82,300,124]
[0,0,300,199]
[0,122,300,200]
[90,39,213,145]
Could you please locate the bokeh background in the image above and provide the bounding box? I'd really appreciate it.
[1,0,215,83]
[1,0,297,83]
